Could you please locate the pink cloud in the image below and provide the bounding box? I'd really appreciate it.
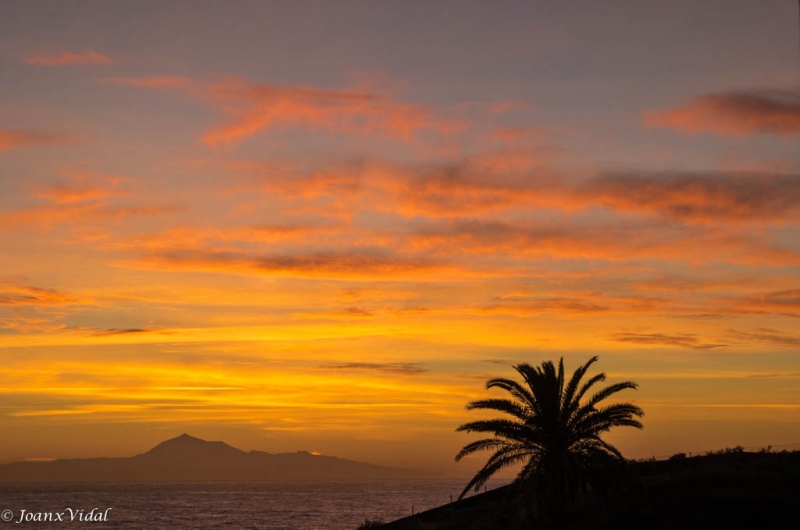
[200,76,465,147]
[104,74,466,147]
[25,50,111,66]
[644,87,800,137]
[104,76,192,89]
[0,172,178,231]
[0,130,73,152]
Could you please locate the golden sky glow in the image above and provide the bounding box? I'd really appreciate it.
[1,1,799,472]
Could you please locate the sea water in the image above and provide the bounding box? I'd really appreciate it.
[0,479,506,529]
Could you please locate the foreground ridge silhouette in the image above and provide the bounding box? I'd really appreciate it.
[378,448,800,530]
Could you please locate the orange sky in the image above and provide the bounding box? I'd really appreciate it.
[1,1,799,473]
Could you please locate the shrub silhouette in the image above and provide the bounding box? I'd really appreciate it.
[356,518,384,529]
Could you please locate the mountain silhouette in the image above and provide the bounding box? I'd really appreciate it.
[139,433,246,461]
[0,434,423,483]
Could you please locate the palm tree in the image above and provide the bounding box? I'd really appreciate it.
[455,356,643,518]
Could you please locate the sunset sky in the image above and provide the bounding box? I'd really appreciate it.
[1,1,799,473]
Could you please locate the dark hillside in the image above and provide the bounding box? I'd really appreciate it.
[378,450,800,530]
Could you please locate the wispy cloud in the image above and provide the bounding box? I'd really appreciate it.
[89,328,165,338]
[0,171,179,231]
[105,74,465,147]
[406,217,800,268]
[25,50,111,66]
[608,331,728,350]
[104,76,192,89]
[491,126,546,145]
[729,328,800,347]
[727,288,800,317]
[318,362,428,375]
[580,171,800,223]
[644,87,800,137]
[35,173,127,205]
[224,155,800,223]
[478,296,610,315]
[0,130,74,152]
[201,76,465,147]
[481,358,518,366]
[0,283,76,306]
[112,224,343,252]
[134,248,444,280]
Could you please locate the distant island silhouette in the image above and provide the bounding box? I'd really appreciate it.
[0,434,424,483]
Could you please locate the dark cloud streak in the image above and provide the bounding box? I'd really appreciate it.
[318,362,428,375]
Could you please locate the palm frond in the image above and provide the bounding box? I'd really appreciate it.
[486,376,538,413]
[586,381,639,407]
[465,398,529,421]
[516,362,559,421]
[573,402,644,431]
[455,437,508,461]
[561,355,598,412]
[457,447,531,499]
[572,372,607,407]
[455,418,527,439]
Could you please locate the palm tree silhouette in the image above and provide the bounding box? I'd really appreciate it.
[455,356,643,519]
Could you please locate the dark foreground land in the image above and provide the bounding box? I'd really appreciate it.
[377,450,800,530]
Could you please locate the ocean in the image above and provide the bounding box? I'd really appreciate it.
[0,479,507,529]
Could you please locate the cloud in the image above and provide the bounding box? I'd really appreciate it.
[297,307,376,319]
[391,163,800,223]
[113,223,343,253]
[386,152,561,217]
[405,217,800,267]
[729,328,800,347]
[479,297,610,315]
[107,74,465,147]
[0,278,92,336]
[104,76,192,89]
[222,153,561,220]
[318,362,428,375]
[487,101,528,114]
[0,202,177,232]
[0,284,76,306]
[481,359,517,366]
[89,328,163,338]
[608,332,728,350]
[200,76,465,146]
[25,50,111,66]
[94,156,800,278]
[108,198,787,282]
[228,155,800,223]
[644,87,800,136]
[134,248,443,279]
[397,165,800,223]
[35,173,127,205]
[0,130,74,152]
[581,171,800,223]
[748,372,800,378]
[474,291,676,316]
[491,126,546,144]
[728,288,800,317]
[0,172,179,231]
[632,274,754,294]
